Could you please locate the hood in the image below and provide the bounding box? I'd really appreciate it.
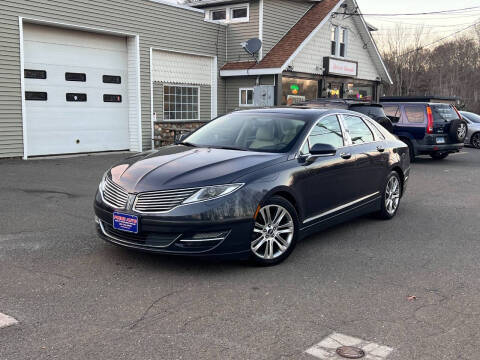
[109,145,286,193]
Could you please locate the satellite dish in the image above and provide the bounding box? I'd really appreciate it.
[243,38,262,56]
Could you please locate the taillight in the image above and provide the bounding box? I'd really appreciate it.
[426,106,434,134]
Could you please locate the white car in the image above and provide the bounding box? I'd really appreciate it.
[460,111,480,149]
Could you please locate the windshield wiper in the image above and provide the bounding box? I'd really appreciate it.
[180,142,199,147]
[211,146,248,151]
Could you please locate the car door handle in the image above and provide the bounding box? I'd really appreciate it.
[377,146,385,152]
[340,152,352,160]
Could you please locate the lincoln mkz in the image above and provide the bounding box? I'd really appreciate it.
[94,108,410,265]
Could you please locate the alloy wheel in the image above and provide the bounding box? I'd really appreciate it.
[251,205,294,260]
[457,123,467,140]
[472,133,480,149]
[385,176,401,216]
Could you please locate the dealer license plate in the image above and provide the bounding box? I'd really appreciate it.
[436,137,446,144]
[113,212,139,234]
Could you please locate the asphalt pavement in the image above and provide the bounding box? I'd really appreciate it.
[0,149,479,360]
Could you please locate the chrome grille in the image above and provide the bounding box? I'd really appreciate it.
[103,177,128,209]
[134,188,199,213]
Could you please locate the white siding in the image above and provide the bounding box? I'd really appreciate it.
[127,36,142,152]
[291,13,380,81]
[152,50,213,85]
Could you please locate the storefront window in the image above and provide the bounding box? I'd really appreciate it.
[344,83,373,101]
[282,77,318,105]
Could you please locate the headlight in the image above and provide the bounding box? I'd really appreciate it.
[183,184,244,204]
[98,171,109,195]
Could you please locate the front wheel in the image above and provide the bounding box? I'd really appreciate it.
[471,133,480,149]
[376,171,402,220]
[430,152,449,160]
[250,196,299,266]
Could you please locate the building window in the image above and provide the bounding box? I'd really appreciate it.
[207,3,249,23]
[340,29,347,57]
[164,85,199,121]
[231,6,249,21]
[239,88,254,107]
[211,9,226,21]
[331,26,347,57]
[331,27,338,56]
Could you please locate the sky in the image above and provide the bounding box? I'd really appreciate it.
[353,0,480,47]
[167,0,480,49]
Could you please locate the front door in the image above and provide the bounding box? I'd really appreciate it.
[294,114,357,223]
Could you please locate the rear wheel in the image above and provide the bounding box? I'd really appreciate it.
[471,133,480,149]
[250,196,298,266]
[376,171,402,220]
[430,152,449,160]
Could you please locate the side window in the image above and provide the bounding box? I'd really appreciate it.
[383,105,400,123]
[308,115,344,150]
[343,115,374,145]
[405,105,426,124]
[367,120,385,140]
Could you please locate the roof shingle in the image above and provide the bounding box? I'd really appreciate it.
[221,0,341,72]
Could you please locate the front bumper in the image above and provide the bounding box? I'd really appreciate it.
[94,201,254,259]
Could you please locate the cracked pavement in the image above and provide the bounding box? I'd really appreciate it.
[0,149,480,359]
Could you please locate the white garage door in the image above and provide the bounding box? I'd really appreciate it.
[23,23,130,156]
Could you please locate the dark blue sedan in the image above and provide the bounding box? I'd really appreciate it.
[94,108,410,265]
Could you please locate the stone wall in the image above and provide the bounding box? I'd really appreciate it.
[153,121,207,148]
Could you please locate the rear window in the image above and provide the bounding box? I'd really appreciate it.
[431,104,460,123]
[349,105,386,119]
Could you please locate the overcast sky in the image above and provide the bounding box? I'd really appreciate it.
[168,0,480,48]
[356,0,480,45]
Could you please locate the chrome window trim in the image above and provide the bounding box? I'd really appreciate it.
[303,191,380,224]
[296,113,349,158]
[338,114,382,147]
[362,117,386,142]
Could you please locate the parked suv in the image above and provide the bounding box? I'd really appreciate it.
[295,99,394,132]
[380,102,467,160]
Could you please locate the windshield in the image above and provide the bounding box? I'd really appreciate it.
[183,113,308,153]
[462,112,480,124]
[349,105,386,119]
[431,104,460,123]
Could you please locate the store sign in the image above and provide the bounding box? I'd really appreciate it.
[323,57,358,77]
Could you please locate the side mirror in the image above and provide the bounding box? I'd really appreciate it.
[305,143,337,164]
[175,132,191,145]
[310,143,337,156]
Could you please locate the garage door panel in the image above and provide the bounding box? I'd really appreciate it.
[24,23,130,156]
[24,41,128,69]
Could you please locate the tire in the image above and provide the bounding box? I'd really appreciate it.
[250,196,299,266]
[471,133,480,149]
[430,152,449,160]
[376,171,402,220]
[449,119,468,143]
